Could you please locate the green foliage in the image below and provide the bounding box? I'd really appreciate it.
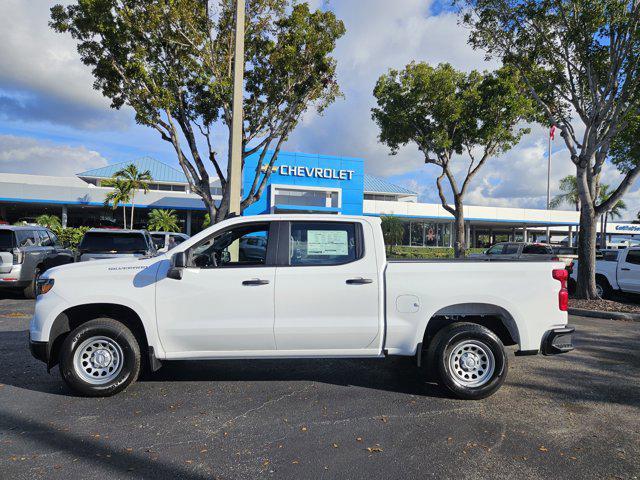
[50,0,345,222]
[386,246,485,259]
[202,213,211,229]
[113,164,151,194]
[147,209,180,232]
[598,184,627,218]
[51,226,91,250]
[380,216,404,251]
[549,175,579,210]
[611,111,640,174]
[103,177,132,228]
[372,63,535,159]
[35,214,62,229]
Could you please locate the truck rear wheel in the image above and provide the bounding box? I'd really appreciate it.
[428,322,508,400]
[58,318,141,397]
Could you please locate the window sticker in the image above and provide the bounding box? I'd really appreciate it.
[307,230,349,256]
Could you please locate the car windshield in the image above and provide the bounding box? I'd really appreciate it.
[79,232,149,253]
[0,230,15,250]
[151,234,166,249]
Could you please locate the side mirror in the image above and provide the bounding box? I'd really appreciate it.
[167,251,186,280]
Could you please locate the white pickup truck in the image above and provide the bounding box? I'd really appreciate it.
[571,247,640,298]
[30,215,574,399]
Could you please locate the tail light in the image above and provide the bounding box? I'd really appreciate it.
[552,268,569,311]
[12,248,23,264]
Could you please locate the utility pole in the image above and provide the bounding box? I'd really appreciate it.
[228,0,245,217]
[545,126,553,244]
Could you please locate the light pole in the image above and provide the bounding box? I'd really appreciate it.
[545,126,554,243]
[228,0,245,217]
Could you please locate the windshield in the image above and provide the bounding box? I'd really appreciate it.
[79,232,149,253]
[0,230,15,250]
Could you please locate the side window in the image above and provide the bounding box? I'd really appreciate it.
[289,222,359,266]
[48,230,60,246]
[189,223,270,268]
[151,234,166,249]
[486,244,504,255]
[171,235,186,245]
[624,250,640,265]
[16,230,37,247]
[39,231,55,247]
[503,244,520,254]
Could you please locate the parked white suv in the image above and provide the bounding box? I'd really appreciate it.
[30,215,573,399]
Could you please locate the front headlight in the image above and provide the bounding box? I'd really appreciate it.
[36,278,54,296]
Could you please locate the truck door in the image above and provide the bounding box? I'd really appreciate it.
[273,221,380,353]
[617,249,640,293]
[155,221,277,355]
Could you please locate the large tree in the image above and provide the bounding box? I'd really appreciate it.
[372,63,535,257]
[51,0,345,222]
[461,0,640,298]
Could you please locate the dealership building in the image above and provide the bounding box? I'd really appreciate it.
[0,152,638,247]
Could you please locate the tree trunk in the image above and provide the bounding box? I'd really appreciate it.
[122,206,127,229]
[453,203,466,258]
[576,206,599,299]
[130,193,135,230]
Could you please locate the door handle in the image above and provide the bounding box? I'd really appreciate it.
[621,267,631,271]
[242,279,270,286]
[346,278,373,285]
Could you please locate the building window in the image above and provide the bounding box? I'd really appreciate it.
[364,193,398,201]
[171,185,186,192]
[401,221,452,247]
[273,188,338,208]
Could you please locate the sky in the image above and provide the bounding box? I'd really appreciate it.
[0,0,636,219]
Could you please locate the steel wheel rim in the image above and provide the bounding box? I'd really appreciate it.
[595,283,604,298]
[448,340,495,388]
[73,336,124,385]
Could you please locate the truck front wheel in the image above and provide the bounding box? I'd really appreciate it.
[58,318,141,397]
[429,323,508,400]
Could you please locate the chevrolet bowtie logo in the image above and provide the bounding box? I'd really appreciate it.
[260,165,279,174]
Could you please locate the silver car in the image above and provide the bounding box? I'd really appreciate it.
[0,226,74,298]
[77,229,157,262]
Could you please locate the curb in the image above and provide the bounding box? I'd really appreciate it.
[568,308,640,322]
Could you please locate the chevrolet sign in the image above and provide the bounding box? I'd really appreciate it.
[261,164,355,180]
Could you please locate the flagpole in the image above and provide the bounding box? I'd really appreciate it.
[546,128,552,243]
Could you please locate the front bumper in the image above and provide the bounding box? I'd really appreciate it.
[29,333,48,364]
[541,325,575,355]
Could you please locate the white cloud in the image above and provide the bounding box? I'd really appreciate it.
[0,0,128,129]
[0,134,107,176]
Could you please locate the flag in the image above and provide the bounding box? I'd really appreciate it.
[550,125,556,140]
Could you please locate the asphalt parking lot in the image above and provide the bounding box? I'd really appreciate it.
[0,293,638,480]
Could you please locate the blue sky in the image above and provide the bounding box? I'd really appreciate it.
[0,0,635,217]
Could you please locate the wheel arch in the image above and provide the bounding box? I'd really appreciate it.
[422,303,520,350]
[47,303,149,370]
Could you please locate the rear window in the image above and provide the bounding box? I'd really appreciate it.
[522,244,552,254]
[0,230,15,249]
[80,232,149,253]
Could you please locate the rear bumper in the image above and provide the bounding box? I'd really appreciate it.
[541,325,575,355]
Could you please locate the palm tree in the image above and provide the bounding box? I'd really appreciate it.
[113,164,152,229]
[549,175,580,211]
[103,178,132,228]
[381,216,405,254]
[36,214,61,230]
[598,184,627,248]
[147,209,179,232]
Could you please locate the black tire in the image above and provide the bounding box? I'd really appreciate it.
[595,276,612,299]
[22,267,41,299]
[427,322,508,400]
[58,318,141,397]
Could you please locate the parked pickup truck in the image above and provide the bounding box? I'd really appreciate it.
[30,215,574,399]
[571,247,640,298]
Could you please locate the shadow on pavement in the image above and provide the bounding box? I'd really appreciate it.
[0,409,211,479]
